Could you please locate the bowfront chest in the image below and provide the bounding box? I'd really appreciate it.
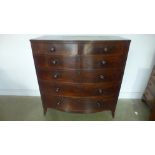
[30,36,131,117]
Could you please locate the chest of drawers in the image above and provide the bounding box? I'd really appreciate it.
[30,36,131,117]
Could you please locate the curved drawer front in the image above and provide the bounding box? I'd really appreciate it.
[34,55,125,69]
[39,81,120,97]
[37,68,123,83]
[34,55,80,69]
[79,42,129,55]
[42,95,117,113]
[81,55,125,69]
[32,42,78,55]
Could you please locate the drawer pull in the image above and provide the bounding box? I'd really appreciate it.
[53,73,59,79]
[57,101,61,105]
[56,88,60,92]
[52,60,58,65]
[98,89,103,94]
[101,60,106,65]
[104,47,108,52]
[100,75,104,80]
[57,97,63,105]
[50,47,55,52]
[97,102,101,107]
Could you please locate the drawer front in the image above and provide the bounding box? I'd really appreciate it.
[42,95,117,113]
[79,42,128,55]
[37,68,123,83]
[33,55,125,69]
[39,81,120,97]
[81,55,126,69]
[32,42,78,55]
[34,55,80,69]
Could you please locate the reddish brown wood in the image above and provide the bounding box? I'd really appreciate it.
[79,42,128,55]
[33,54,126,69]
[39,80,121,97]
[32,42,78,55]
[37,68,123,83]
[30,36,131,117]
[42,95,117,113]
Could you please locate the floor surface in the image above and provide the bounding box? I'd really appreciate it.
[0,96,150,121]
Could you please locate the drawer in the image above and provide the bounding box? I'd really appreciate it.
[42,95,117,113]
[39,80,120,97]
[34,55,80,69]
[79,42,128,55]
[37,68,123,83]
[32,42,78,55]
[34,54,125,69]
[81,55,126,69]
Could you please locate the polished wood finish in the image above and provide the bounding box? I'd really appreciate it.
[37,68,123,83]
[32,42,78,55]
[39,80,121,97]
[79,42,128,55]
[42,95,117,113]
[33,54,126,69]
[30,36,131,117]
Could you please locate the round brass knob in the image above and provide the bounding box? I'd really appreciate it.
[50,47,55,52]
[56,88,60,92]
[100,75,104,79]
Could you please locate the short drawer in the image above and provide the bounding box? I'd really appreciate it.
[79,42,129,55]
[34,55,80,69]
[37,68,123,83]
[42,95,117,113]
[81,55,126,69]
[32,42,78,55]
[39,80,120,97]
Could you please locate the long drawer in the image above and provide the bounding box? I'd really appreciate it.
[39,80,121,97]
[42,95,117,113]
[37,68,123,83]
[34,54,126,69]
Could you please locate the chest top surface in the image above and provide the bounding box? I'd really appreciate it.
[30,35,130,42]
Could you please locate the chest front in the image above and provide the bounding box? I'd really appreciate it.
[30,36,130,117]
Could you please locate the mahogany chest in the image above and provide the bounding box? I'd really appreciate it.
[30,36,131,117]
